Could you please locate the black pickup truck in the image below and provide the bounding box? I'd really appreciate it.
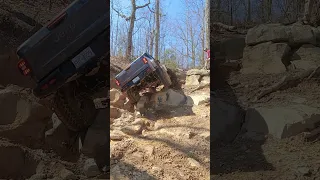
[16,0,109,132]
[115,52,180,103]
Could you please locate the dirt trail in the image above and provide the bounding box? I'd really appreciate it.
[111,98,210,179]
[109,63,210,179]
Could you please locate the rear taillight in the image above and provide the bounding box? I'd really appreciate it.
[41,84,49,90]
[47,12,67,29]
[40,78,56,91]
[115,79,120,86]
[17,59,31,76]
[142,57,148,64]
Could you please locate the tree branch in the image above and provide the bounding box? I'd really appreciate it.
[112,6,131,21]
[136,0,151,9]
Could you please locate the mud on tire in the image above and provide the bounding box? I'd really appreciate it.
[52,82,98,132]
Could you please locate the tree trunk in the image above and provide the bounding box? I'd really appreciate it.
[205,0,210,50]
[247,0,251,22]
[155,0,160,60]
[126,0,136,61]
[267,0,273,22]
[201,9,205,66]
[230,0,233,25]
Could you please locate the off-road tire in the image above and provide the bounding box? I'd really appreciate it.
[158,65,172,89]
[52,82,98,132]
[127,88,140,104]
[167,68,182,90]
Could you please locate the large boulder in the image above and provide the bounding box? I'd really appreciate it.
[185,69,210,86]
[150,89,192,109]
[211,98,245,143]
[287,24,316,45]
[246,24,289,46]
[185,75,200,86]
[186,69,210,76]
[0,86,51,125]
[290,44,320,71]
[246,24,317,46]
[241,42,290,74]
[243,104,320,139]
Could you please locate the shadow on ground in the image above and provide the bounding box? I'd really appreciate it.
[210,58,275,175]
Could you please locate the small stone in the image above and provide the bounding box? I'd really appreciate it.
[131,118,145,126]
[110,165,129,180]
[121,124,143,135]
[110,130,126,141]
[84,158,100,177]
[143,145,155,156]
[296,166,311,176]
[187,158,201,167]
[59,168,76,180]
[240,145,248,151]
[199,132,210,141]
[188,131,197,139]
[151,166,164,175]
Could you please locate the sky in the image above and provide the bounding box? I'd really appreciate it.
[110,0,205,67]
[110,0,187,51]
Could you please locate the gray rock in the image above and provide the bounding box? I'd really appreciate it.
[243,104,320,139]
[200,76,210,86]
[150,89,189,109]
[288,24,316,45]
[246,24,289,45]
[246,24,317,46]
[185,75,201,86]
[58,168,76,180]
[186,69,210,76]
[241,42,290,74]
[83,158,100,177]
[189,94,210,106]
[291,60,317,71]
[110,130,126,141]
[121,124,143,135]
[187,158,201,167]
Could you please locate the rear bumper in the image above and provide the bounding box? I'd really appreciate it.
[32,29,109,98]
[120,67,153,92]
[33,58,99,98]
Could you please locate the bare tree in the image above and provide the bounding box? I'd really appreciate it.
[205,0,210,49]
[247,0,251,22]
[113,0,150,60]
[155,0,160,60]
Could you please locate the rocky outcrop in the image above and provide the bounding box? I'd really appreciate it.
[185,69,210,87]
[242,23,320,74]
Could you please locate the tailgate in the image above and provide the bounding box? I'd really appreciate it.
[17,0,108,81]
[115,56,150,87]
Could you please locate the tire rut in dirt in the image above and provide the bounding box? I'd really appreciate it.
[52,82,98,132]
